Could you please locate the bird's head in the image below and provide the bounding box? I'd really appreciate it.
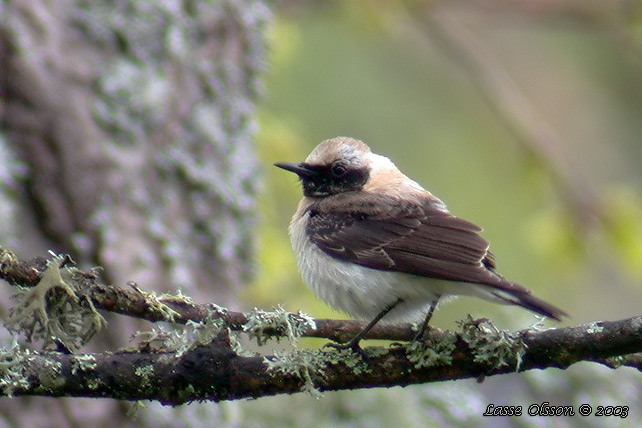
[274,137,374,197]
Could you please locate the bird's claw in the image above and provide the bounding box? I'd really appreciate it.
[323,340,369,360]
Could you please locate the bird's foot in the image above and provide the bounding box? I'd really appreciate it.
[323,339,369,360]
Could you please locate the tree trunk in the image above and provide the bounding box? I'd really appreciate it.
[0,0,271,426]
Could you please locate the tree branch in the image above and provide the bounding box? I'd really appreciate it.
[1,246,641,404]
[0,246,415,343]
[2,314,641,404]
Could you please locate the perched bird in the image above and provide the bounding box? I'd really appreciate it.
[275,137,566,350]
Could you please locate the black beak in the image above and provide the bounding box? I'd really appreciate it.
[274,162,318,178]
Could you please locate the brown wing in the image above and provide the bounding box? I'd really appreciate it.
[307,194,567,320]
[307,196,516,290]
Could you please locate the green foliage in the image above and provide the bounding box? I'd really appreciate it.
[253,1,642,326]
[245,2,642,426]
[602,189,642,277]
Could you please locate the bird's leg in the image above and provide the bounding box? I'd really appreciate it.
[325,298,402,356]
[412,296,440,342]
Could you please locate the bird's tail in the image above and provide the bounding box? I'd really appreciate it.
[487,288,568,321]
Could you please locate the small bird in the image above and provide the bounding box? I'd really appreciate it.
[275,137,566,350]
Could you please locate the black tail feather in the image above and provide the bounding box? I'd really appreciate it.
[491,289,568,321]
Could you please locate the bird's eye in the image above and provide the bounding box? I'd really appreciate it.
[331,162,347,178]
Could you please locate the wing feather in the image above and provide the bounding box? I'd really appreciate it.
[308,195,524,293]
[306,192,566,320]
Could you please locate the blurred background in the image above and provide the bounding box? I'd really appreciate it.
[247,1,642,427]
[251,1,642,329]
[1,1,642,427]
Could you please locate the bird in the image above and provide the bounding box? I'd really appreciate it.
[275,136,567,350]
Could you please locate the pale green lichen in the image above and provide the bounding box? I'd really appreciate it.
[0,340,65,396]
[71,354,97,375]
[526,316,548,332]
[264,349,327,397]
[183,317,226,349]
[229,332,254,358]
[132,326,172,349]
[34,357,64,390]
[405,331,457,369]
[0,340,31,397]
[364,346,389,359]
[263,344,388,396]
[0,247,20,274]
[180,313,253,357]
[244,306,316,346]
[86,377,101,390]
[586,322,604,334]
[129,285,181,322]
[459,315,527,372]
[6,253,107,352]
[208,303,229,315]
[134,365,155,390]
[158,289,195,306]
[603,355,624,368]
[321,347,370,375]
[132,313,228,357]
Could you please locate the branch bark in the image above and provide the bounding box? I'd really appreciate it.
[2,313,641,404]
[1,246,641,404]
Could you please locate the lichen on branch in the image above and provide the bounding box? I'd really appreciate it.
[5,253,107,352]
[0,246,641,403]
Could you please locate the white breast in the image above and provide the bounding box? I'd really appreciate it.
[289,209,449,323]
